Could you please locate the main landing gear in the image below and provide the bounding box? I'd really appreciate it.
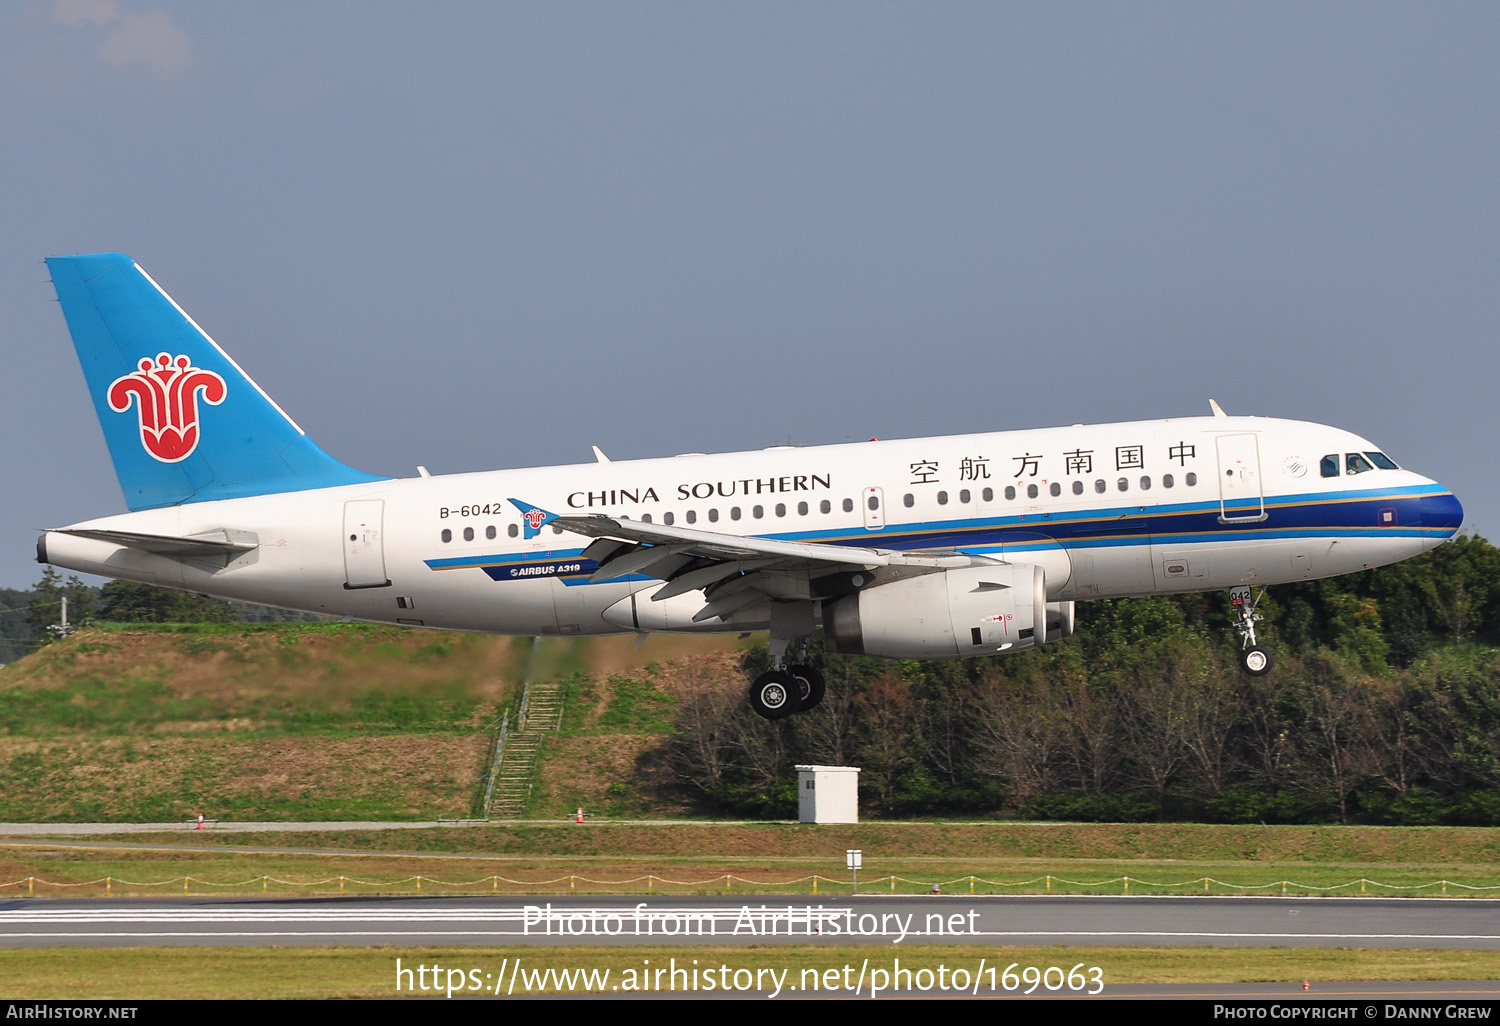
[748,663,826,720]
[1229,584,1274,677]
[748,602,826,719]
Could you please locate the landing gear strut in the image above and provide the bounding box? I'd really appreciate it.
[747,602,821,720]
[1229,585,1273,677]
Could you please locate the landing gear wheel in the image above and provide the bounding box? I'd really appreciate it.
[1240,645,1273,677]
[787,664,825,712]
[748,670,801,720]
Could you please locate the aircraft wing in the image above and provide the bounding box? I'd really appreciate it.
[550,512,974,618]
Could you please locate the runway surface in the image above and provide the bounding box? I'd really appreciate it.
[3,894,1498,949]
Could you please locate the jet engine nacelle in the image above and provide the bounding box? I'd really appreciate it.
[824,563,1047,659]
[1045,600,1075,643]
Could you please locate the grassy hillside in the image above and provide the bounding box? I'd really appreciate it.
[0,624,741,822]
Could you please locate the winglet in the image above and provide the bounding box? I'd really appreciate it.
[1208,398,1227,418]
[508,498,560,540]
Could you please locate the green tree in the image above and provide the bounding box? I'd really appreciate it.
[97,580,234,623]
[25,568,95,646]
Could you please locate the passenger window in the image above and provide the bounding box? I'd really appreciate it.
[486,526,496,540]
[1186,472,1197,486]
[1320,454,1340,478]
[798,501,808,515]
[1117,478,1128,492]
[1005,486,1016,501]
[441,528,452,543]
[775,503,786,517]
[1026,484,1038,499]
[463,526,474,541]
[709,508,719,523]
[1163,474,1174,488]
[663,512,674,526]
[642,514,653,524]
[1072,480,1083,495]
[842,498,854,513]
[731,507,741,521]
[820,500,831,514]
[1094,479,1106,494]
[982,487,994,502]
[903,493,915,508]
[753,505,764,519]
[508,524,518,538]
[1140,476,1150,490]
[686,510,696,524]
[868,495,880,511]
[937,490,949,505]
[1049,482,1061,497]
[959,489,970,503]
[1346,453,1374,475]
[1365,451,1399,470]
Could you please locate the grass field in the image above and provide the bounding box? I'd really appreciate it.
[6,820,1500,898]
[0,626,744,822]
[4,945,1500,998]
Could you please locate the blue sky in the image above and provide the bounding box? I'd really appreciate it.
[3,2,1497,588]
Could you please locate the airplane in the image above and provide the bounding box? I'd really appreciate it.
[37,253,1464,719]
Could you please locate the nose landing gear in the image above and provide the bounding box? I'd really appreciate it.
[1230,585,1273,676]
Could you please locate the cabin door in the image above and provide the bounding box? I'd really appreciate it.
[1216,434,1266,523]
[343,500,390,589]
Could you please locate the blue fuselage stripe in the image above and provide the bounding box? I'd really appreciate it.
[423,486,1458,578]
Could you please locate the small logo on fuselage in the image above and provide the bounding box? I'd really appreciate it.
[108,353,226,463]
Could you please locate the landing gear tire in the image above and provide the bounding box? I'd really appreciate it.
[1240,645,1273,677]
[787,664,825,712]
[748,670,801,720]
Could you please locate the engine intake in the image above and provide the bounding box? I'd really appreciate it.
[824,563,1047,659]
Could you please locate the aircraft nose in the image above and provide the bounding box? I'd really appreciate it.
[1419,489,1464,543]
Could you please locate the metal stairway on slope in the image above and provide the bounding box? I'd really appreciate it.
[483,678,565,819]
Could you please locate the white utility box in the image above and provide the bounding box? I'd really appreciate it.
[796,765,861,824]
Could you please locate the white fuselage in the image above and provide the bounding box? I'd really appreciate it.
[42,414,1461,637]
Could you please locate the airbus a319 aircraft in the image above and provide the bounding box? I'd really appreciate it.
[38,254,1464,718]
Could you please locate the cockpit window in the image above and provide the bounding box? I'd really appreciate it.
[1365,451,1399,470]
[1320,454,1340,478]
[1345,453,1375,475]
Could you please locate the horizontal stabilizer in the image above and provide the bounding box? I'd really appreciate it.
[49,527,259,557]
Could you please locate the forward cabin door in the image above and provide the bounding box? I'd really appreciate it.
[1216,434,1266,523]
[343,499,390,588]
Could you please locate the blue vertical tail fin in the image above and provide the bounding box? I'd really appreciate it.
[47,253,387,510]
